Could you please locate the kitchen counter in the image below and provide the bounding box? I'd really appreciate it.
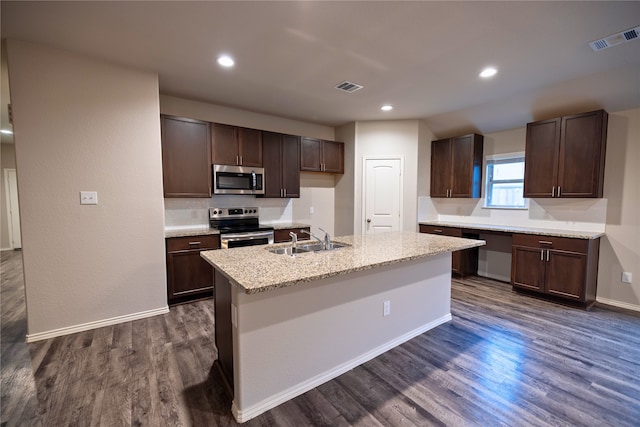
[201,231,484,294]
[418,220,604,239]
[204,230,486,422]
[164,226,220,239]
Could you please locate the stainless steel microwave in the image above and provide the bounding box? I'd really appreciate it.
[213,164,265,195]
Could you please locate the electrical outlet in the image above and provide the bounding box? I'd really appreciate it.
[383,300,391,316]
[80,191,98,205]
[622,272,633,284]
[309,206,314,215]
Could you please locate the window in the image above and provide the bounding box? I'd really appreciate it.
[484,154,527,209]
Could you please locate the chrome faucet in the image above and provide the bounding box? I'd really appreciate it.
[300,229,324,249]
[319,227,332,250]
[289,232,298,250]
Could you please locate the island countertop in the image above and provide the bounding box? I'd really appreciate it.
[201,231,485,294]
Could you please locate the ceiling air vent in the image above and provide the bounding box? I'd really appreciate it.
[334,81,363,93]
[589,25,640,51]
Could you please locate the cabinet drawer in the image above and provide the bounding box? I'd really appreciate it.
[419,225,463,237]
[512,233,588,253]
[167,234,220,252]
[274,228,311,243]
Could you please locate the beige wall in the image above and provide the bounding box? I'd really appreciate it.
[597,108,640,310]
[1,143,16,249]
[354,120,424,233]
[334,122,356,236]
[7,40,167,338]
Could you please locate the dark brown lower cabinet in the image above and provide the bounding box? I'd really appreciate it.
[419,224,478,277]
[274,227,311,243]
[511,233,600,307]
[166,234,220,305]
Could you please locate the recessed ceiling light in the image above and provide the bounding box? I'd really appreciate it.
[0,129,13,135]
[217,55,235,68]
[479,67,498,78]
[381,105,393,111]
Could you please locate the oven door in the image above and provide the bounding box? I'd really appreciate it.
[220,230,274,249]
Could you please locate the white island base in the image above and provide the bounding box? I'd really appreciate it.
[216,252,453,423]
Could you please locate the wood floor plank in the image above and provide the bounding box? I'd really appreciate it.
[2,249,639,426]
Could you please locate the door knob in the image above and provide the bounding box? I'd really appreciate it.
[366,218,371,223]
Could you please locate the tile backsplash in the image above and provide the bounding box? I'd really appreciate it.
[418,196,607,232]
[164,196,293,229]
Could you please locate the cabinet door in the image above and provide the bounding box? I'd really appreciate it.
[523,118,561,198]
[451,134,482,198]
[430,139,452,197]
[511,245,545,292]
[161,115,211,198]
[558,110,607,198]
[322,140,344,173]
[300,137,322,171]
[238,127,263,167]
[545,249,587,301]
[262,132,284,198]
[211,123,239,165]
[281,134,301,197]
[167,250,214,301]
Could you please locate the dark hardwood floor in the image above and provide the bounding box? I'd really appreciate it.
[2,249,639,426]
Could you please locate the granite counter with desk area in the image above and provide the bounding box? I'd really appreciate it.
[419,220,604,308]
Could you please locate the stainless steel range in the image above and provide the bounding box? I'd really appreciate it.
[209,207,274,249]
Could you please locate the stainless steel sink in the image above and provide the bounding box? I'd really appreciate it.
[268,246,310,256]
[300,242,350,252]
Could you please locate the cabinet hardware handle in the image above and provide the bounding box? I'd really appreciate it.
[546,249,550,262]
[552,186,555,197]
[284,188,287,197]
[540,250,544,261]
[538,240,553,245]
[433,229,443,233]
[189,241,201,246]
[236,155,239,165]
[558,186,561,197]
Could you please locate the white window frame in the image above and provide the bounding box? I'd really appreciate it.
[483,152,528,210]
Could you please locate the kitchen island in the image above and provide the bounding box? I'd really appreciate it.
[201,231,485,423]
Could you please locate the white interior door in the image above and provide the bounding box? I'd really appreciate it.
[363,157,402,234]
[5,169,21,249]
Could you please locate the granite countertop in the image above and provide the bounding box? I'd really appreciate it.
[418,220,604,240]
[201,231,485,294]
[164,226,220,239]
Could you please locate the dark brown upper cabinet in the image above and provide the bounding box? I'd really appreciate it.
[211,123,262,167]
[262,131,301,198]
[523,109,608,198]
[300,137,344,174]
[430,134,483,198]
[160,115,211,198]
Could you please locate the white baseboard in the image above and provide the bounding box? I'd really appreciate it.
[26,306,170,342]
[0,247,14,251]
[232,313,452,423]
[596,297,640,313]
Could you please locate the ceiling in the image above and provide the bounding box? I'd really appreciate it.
[1,1,640,143]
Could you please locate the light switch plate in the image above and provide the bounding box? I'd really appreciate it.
[80,191,98,205]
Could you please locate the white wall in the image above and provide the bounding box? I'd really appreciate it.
[354,120,424,234]
[7,40,167,338]
[597,108,640,310]
[159,95,338,236]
